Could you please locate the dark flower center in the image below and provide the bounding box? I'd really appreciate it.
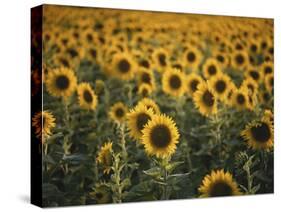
[140,59,150,68]
[136,113,151,132]
[67,48,78,58]
[235,54,245,65]
[208,65,217,75]
[237,94,245,105]
[249,71,260,80]
[141,73,151,84]
[263,92,270,102]
[215,80,226,93]
[190,79,199,92]
[90,49,97,59]
[158,54,167,67]
[187,52,196,62]
[250,44,257,53]
[217,55,225,63]
[83,90,93,103]
[203,90,215,107]
[115,108,124,117]
[264,66,272,74]
[118,59,131,73]
[250,122,271,143]
[150,124,171,148]
[210,181,232,197]
[169,75,182,89]
[95,192,103,199]
[55,75,70,90]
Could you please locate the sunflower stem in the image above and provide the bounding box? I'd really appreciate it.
[119,123,128,173]
[160,158,169,200]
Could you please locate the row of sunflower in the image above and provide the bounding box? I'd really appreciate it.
[31,5,273,206]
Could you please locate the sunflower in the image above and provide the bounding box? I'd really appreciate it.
[245,67,263,84]
[162,68,186,97]
[77,82,98,110]
[141,114,180,158]
[90,183,111,204]
[202,58,222,79]
[182,46,202,71]
[241,77,259,96]
[225,82,237,107]
[264,109,274,124]
[136,98,161,114]
[32,111,56,141]
[231,87,250,110]
[264,73,273,94]
[241,118,273,150]
[97,142,113,174]
[137,68,155,89]
[231,50,249,71]
[138,83,153,97]
[259,90,272,106]
[193,82,217,117]
[45,67,77,98]
[213,51,229,68]
[111,52,136,80]
[185,73,204,96]
[127,104,155,140]
[198,169,242,197]
[261,61,273,77]
[208,73,231,101]
[152,48,170,72]
[108,102,128,123]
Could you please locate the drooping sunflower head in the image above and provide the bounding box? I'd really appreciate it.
[241,118,273,151]
[32,111,56,141]
[141,114,180,159]
[261,61,273,77]
[241,77,259,96]
[193,81,217,117]
[209,73,231,101]
[182,46,202,70]
[232,88,250,111]
[202,58,222,79]
[90,183,111,204]
[198,169,242,197]
[136,98,161,114]
[162,68,186,97]
[137,68,155,89]
[152,48,170,72]
[108,102,128,123]
[77,82,98,110]
[97,142,113,174]
[138,83,153,97]
[127,104,155,140]
[185,73,204,96]
[45,67,77,98]
[111,52,136,80]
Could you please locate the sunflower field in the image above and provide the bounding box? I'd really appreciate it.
[31,5,274,207]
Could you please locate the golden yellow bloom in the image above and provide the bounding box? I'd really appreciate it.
[185,73,204,96]
[162,68,186,97]
[108,102,128,123]
[136,98,161,114]
[141,114,180,158]
[138,83,153,97]
[32,111,56,141]
[245,67,263,84]
[127,104,155,140]
[77,82,98,110]
[231,50,249,71]
[110,52,136,80]
[264,73,273,94]
[231,88,250,110]
[241,118,273,151]
[208,73,231,101]
[152,48,170,72]
[193,82,217,117]
[260,61,273,77]
[45,67,77,98]
[182,46,202,71]
[97,142,113,174]
[137,68,155,89]
[241,77,259,96]
[198,169,242,197]
[202,58,222,79]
